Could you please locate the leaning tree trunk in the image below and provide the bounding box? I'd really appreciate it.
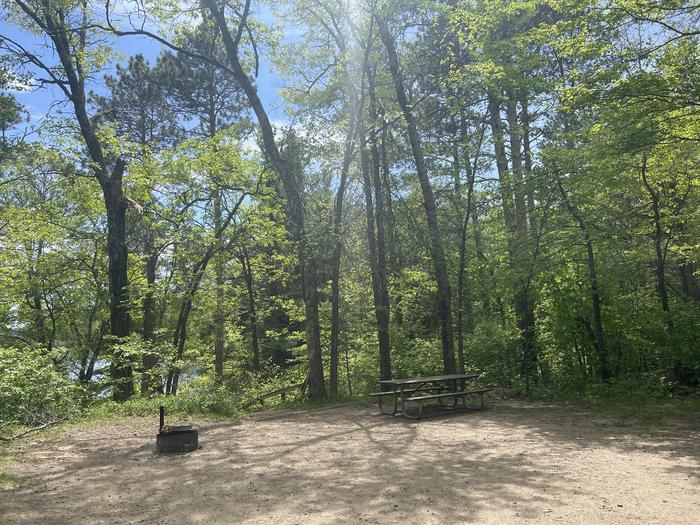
[376,15,455,374]
[205,0,325,398]
[167,191,247,395]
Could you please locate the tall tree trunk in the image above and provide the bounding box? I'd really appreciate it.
[28,240,49,351]
[17,1,136,400]
[103,178,133,400]
[472,210,492,316]
[488,91,536,388]
[455,119,482,373]
[240,249,260,372]
[205,0,325,398]
[520,95,538,238]
[360,132,392,386]
[557,179,609,381]
[328,24,370,395]
[214,190,226,383]
[505,96,528,226]
[641,155,673,332]
[329,102,357,395]
[375,15,455,374]
[507,96,537,385]
[368,69,392,385]
[141,238,159,394]
[488,92,517,232]
[381,132,402,327]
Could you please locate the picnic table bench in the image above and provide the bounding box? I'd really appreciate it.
[370,373,491,420]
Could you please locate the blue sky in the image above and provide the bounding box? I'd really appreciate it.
[0,4,290,126]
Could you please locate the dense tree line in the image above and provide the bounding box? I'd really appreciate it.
[0,0,698,421]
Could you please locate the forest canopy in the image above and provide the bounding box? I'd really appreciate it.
[0,0,698,424]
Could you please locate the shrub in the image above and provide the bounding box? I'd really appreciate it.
[87,377,243,420]
[0,346,77,426]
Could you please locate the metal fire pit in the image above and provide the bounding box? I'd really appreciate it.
[156,406,198,453]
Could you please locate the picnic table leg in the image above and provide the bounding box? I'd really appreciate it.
[438,379,460,409]
[450,378,459,407]
[377,394,394,415]
[399,385,418,419]
[436,381,452,407]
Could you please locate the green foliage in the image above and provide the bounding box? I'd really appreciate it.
[533,371,700,422]
[0,346,78,426]
[88,379,243,420]
[1,0,698,428]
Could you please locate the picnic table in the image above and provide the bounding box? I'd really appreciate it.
[371,373,491,420]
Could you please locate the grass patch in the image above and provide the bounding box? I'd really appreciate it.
[528,375,700,424]
[574,396,700,423]
[0,471,34,490]
[0,445,32,490]
[85,384,246,422]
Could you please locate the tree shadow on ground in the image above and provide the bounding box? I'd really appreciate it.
[1,401,698,524]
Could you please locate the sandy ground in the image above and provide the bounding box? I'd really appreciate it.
[1,400,698,524]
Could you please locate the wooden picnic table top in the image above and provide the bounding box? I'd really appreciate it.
[378,373,479,386]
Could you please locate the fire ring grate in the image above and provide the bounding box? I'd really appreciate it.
[156,406,199,453]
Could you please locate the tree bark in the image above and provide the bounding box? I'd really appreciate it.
[12,1,135,400]
[329,101,357,395]
[375,14,455,374]
[367,70,392,385]
[141,239,159,394]
[205,0,325,398]
[240,249,260,372]
[557,179,609,381]
[360,131,392,386]
[488,91,536,388]
[455,119,481,374]
[641,155,673,332]
[102,168,133,400]
[214,190,226,383]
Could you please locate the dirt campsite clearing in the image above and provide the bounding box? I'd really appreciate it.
[1,401,698,524]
